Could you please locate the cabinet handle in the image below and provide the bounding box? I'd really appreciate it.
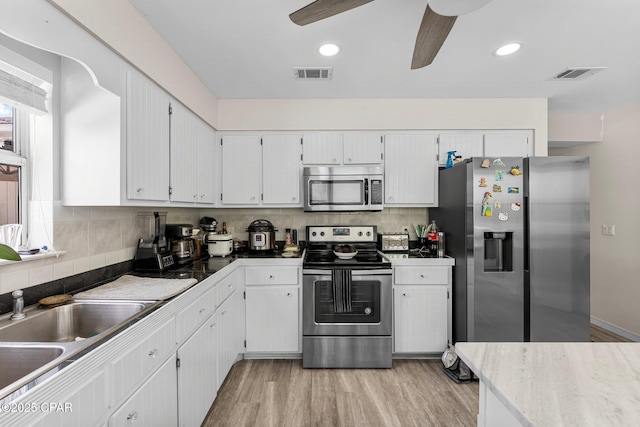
[199,308,206,314]
[287,292,291,297]
[420,274,425,279]
[228,283,233,288]
[269,275,274,280]
[136,188,143,193]
[148,349,158,358]
[210,322,216,329]
[402,293,407,297]
[193,194,198,199]
[126,411,138,422]
[347,157,352,162]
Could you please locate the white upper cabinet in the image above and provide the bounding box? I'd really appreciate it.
[126,70,171,202]
[302,132,382,165]
[170,102,216,204]
[221,135,261,205]
[483,132,530,157]
[302,132,343,164]
[262,134,302,205]
[342,132,383,164]
[438,133,484,166]
[384,133,438,206]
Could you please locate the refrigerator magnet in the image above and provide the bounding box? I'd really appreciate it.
[492,184,502,192]
[481,159,490,168]
[495,170,505,181]
[510,165,522,176]
[494,200,501,209]
[511,202,521,211]
[507,187,520,194]
[481,191,492,216]
[482,205,492,217]
[493,158,505,166]
[479,177,488,187]
[498,212,509,221]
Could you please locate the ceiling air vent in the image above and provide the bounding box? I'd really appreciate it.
[551,67,606,81]
[294,67,333,80]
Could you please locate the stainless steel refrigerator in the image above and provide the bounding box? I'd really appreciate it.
[432,157,590,343]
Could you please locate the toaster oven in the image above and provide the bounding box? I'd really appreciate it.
[378,233,410,252]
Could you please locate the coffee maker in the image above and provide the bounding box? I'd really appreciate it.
[166,224,195,265]
[134,212,175,271]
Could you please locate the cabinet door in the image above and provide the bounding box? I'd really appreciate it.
[483,133,530,157]
[34,370,106,426]
[438,133,484,166]
[126,70,170,201]
[262,134,302,205]
[302,132,342,164]
[177,313,218,427]
[196,122,217,204]
[384,134,438,205]
[221,135,261,204]
[109,354,177,427]
[217,289,245,389]
[246,286,299,352]
[343,132,383,164]
[394,286,448,353]
[170,102,199,203]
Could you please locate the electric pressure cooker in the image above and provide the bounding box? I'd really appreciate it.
[247,219,277,252]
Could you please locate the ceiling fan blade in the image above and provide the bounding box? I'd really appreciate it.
[290,0,375,26]
[411,5,457,69]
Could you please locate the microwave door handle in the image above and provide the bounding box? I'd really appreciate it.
[364,178,369,205]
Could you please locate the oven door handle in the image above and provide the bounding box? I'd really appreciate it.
[303,269,393,277]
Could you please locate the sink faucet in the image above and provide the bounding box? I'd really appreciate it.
[10,289,26,320]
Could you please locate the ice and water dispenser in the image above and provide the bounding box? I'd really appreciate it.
[483,232,513,272]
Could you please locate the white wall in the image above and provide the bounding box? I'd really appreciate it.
[551,102,640,338]
[218,98,549,155]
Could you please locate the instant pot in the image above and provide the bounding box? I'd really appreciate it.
[247,219,277,252]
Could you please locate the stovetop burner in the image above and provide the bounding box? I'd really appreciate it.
[303,225,391,270]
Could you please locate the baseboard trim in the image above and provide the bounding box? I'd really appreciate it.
[591,316,640,342]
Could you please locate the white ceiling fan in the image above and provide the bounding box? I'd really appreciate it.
[289,0,493,69]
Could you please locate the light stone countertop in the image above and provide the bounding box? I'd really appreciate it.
[455,342,640,427]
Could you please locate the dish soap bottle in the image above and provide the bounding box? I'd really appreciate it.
[446,151,456,168]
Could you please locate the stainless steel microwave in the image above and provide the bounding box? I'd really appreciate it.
[303,166,384,212]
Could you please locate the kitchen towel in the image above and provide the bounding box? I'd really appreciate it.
[331,269,352,313]
[74,275,198,301]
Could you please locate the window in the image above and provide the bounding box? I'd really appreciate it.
[0,102,27,246]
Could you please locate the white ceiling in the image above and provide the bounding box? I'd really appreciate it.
[128,0,640,114]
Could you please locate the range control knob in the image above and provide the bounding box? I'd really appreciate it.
[358,231,363,236]
[364,307,372,315]
[366,231,371,236]
[311,231,317,237]
[320,231,325,236]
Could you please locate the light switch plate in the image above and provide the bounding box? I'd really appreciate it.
[602,224,615,236]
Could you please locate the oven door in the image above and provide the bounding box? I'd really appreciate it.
[303,269,392,336]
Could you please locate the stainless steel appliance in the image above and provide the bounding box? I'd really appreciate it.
[378,232,410,252]
[166,224,195,264]
[303,225,392,368]
[431,157,590,343]
[134,211,174,271]
[247,219,277,252]
[303,166,384,212]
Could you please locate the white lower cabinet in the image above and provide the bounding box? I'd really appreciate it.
[177,312,218,427]
[393,265,452,354]
[217,287,245,389]
[394,285,448,353]
[109,354,178,427]
[246,286,299,353]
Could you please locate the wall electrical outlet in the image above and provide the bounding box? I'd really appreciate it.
[602,224,615,236]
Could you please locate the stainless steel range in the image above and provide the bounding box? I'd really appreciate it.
[302,225,392,368]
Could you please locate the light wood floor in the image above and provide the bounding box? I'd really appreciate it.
[204,325,630,427]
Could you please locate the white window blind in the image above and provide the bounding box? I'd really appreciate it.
[0,65,49,115]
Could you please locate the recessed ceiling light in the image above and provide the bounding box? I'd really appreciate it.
[494,42,522,56]
[319,43,340,57]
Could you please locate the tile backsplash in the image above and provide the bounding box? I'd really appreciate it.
[0,203,427,296]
